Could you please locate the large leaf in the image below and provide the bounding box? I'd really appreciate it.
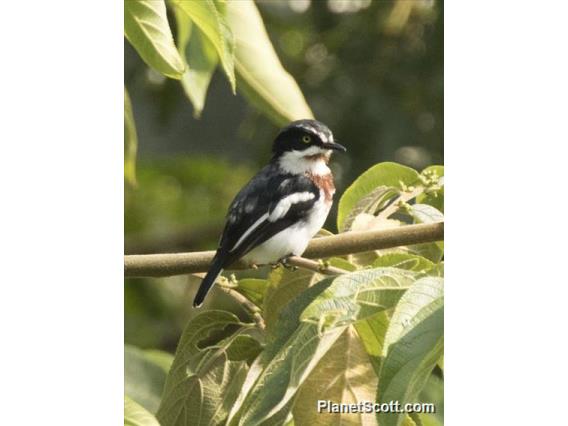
[263,267,321,332]
[293,327,378,426]
[173,0,236,91]
[156,310,259,426]
[173,3,219,116]
[125,345,170,413]
[125,395,160,426]
[124,88,138,186]
[338,162,421,232]
[124,0,185,79]
[230,268,419,425]
[226,0,314,126]
[377,277,444,426]
[300,268,419,331]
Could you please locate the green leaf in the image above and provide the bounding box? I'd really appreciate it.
[124,344,169,413]
[408,204,444,224]
[124,0,185,79]
[293,327,379,426]
[354,311,390,374]
[300,268,419,331]
[419,373,444,425]
[236,278,268,307]
[173,0,236,91]
[338,162,421,232]
[264,267,321,332]
[124,88,137,186]
[326,257,358,272]
[377,277,444,426]
[157,310,257,426]
[340,186,400,232]
[372,253,435,273]
[173,4,219,117]
[125,395,160,426]
[226,0,314,126]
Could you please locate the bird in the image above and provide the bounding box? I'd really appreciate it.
[193,119,346,307]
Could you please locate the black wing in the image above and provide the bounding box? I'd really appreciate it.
[217,164,319,265]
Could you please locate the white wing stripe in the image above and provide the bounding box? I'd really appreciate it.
[229,213,269,253]
[269,192,315,222]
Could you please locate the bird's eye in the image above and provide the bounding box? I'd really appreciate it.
[302,135,311,144]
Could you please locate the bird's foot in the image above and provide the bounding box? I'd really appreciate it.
[248,262,259,270]
[278,257,298,271]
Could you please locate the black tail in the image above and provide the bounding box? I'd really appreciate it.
[193,254,225,308]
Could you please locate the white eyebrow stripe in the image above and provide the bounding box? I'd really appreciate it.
[229,212,269,253]
[269,192,315,222]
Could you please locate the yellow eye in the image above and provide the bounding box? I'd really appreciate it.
[302,135,311,144]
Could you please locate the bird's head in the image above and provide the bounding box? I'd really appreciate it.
[272,119,346,161]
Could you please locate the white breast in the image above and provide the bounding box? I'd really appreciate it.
[242,189,332,265]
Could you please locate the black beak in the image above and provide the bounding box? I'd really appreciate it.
[323,141,347,152]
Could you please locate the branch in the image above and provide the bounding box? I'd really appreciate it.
[124,222,443,278]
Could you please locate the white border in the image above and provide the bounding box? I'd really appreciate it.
[446,1,568,424]
[0,1,123,424]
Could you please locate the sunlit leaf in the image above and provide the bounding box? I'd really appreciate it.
[124,88,137,186]
[372,253,435,273]
[377,277,443,426]
[226,0,314,126]
[341,186,400,232]
[173,0,236,91]
[125,395,160,426]
[300,268,418,331]
[263,267,321,332]
[293,327,379,426]
[408,204,443,224]
[338,162,420,232]
[124,0,185,79]
[173,4,219,117]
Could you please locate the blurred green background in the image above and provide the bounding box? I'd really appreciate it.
[125,0,443,351]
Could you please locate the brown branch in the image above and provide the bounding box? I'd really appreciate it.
[124,222,443,278]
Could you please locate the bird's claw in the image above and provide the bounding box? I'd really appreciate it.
[279,257,298,271]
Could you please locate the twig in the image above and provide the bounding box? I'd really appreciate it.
[219,286,266,331]
[286,256,347,275]
[125,222,443,277]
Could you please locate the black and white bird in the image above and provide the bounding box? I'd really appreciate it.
[193,119,346,307]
